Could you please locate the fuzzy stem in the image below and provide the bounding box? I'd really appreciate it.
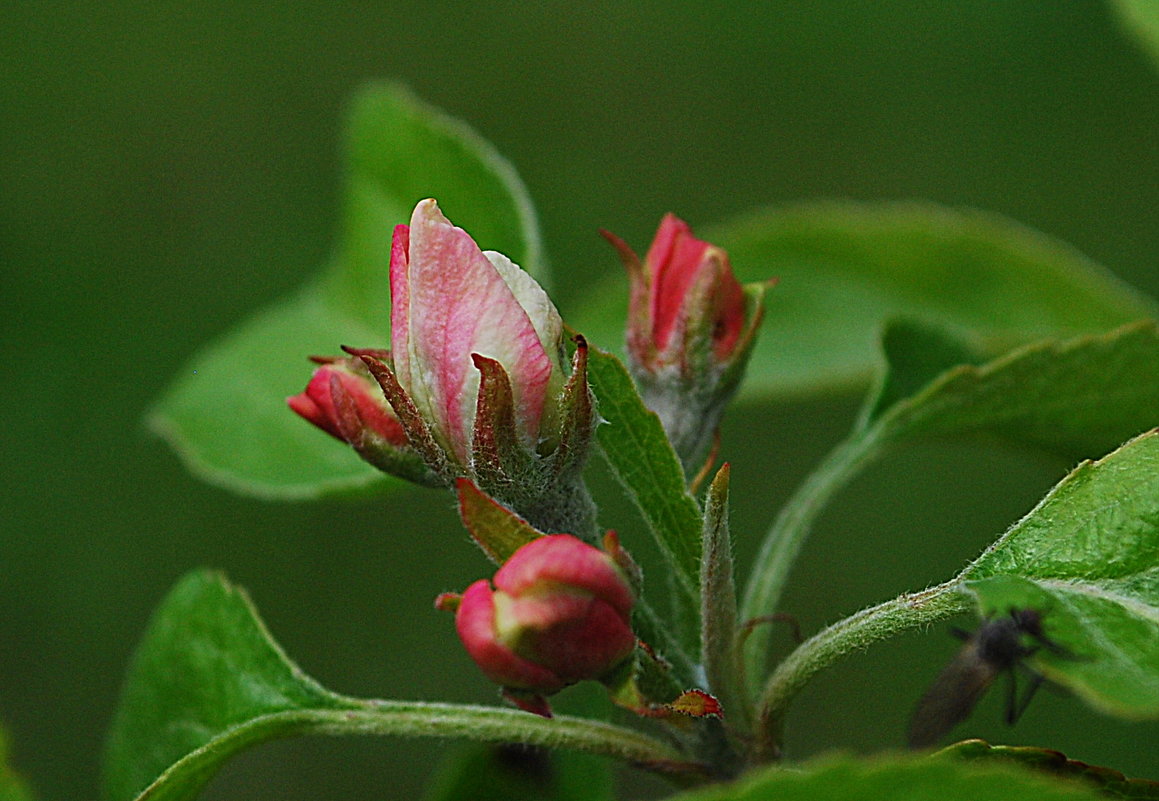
[751,580,971,760]
[309,698,707,779]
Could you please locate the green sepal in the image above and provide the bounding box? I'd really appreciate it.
[471,353,536,485]
[699,464,750,735]
[456,478,545,565]
[359,352,454,480]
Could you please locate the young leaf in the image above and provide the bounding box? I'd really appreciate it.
[102,570,359,801]
[959,430,1159,719]
[870,320,1159,460]
[858,317,987,426]
[939,740,1159,799]
[103,570,690,801]
[743,321,1159,668]
[754,433,1159,750]
[668,753,1104,801]
[149,83,543,500]
[700,465,749,733]
[569,202,1158,400]
[585,346,703,607]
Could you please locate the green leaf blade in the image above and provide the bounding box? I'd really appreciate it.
[150,83,543,500]
[958,431,1159,720]
[586,346,703,602]
[940,740,1159,800]
[101,570,356,801]
[875,321,1159,460]
[104,571,689,801]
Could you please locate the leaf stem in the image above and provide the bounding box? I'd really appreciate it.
[751,579,971,759]
[739,426,889,690]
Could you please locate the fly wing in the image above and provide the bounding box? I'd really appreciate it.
[907,641,998,749]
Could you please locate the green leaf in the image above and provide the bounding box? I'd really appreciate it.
[957,430,1159,719]
[103,570,692,801]
[1112,0,1159,70]
[102,570,359,801]
[586,346,703,605]
[870,320,1159,459]
[149,82,543,500]
[569,202,1158,400]
[0,726,35,801]
[669,753,1104,801]
[940,740,1159,800]
[422,744,613,801]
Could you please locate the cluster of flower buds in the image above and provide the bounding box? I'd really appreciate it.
[290,199,765,719]
[290,200,597,536]
[604,215,769,472]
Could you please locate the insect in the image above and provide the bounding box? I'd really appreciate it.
[907,608,1071,749]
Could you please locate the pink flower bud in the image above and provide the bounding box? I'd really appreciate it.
[288,356,407,447]
[604,215,768,469]
[288,356,439,485]
[454,535,636,702]
[391,199,565,466]
[622,213,749,375]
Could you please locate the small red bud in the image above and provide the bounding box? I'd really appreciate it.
[288,357,407,448]
[453,535,637,703]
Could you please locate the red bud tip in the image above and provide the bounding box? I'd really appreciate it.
[433,592,462,612]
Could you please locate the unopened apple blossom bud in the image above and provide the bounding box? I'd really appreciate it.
[453,535,637,714]
[604,215,769,471]
[287,356,438,486]
[289,356,406,446]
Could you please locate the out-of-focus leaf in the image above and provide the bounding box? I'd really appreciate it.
[940,740,1159,799]
[149,82,542,500]
[741,321,1159,650]
[0,726,35,801]
[569,202,1158,400]
[867,319,1159,460]
[1113,0,1159,69]
[668,753,1103,801]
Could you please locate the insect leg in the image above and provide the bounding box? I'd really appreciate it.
[1008,670,1044,724]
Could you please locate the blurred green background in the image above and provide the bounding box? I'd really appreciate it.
[3,2,1158,799]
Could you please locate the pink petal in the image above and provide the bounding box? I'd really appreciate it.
[495,535,634,619]
[645,214,712,352]
[456,579,565,692]
[399,200,554,463]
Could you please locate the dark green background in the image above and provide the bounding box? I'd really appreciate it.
[3,2,1158,799]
